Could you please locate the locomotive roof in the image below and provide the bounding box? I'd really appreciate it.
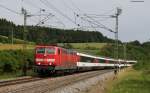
[36,45,60,48]
[36,45,76,52]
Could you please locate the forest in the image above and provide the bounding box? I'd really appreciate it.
[0,18,114,44]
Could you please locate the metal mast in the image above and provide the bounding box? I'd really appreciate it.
[21,7,28,76]
[112,8,122,61]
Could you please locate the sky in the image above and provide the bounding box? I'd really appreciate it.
[0,0,149,43]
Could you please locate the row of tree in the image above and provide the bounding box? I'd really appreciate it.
[0,18,115,44]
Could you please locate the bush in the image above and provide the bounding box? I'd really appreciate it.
[133,59,150,71]
[0,50,34,74]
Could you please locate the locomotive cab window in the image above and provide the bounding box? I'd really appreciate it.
[36,48,45,54]
[46,48,55,54]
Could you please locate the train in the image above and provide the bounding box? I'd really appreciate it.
[34,45,137,74]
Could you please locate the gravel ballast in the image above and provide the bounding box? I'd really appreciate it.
[49,71,114,93]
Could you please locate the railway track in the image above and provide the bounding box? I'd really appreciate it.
[0,77,43,87]
[0,70,113,93]
[39,69,112,93]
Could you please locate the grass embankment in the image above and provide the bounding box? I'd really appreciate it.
[0,43,106,51]
[0,44,35,50]
[107,68,150,93]
[0,35,35,50]
[69,43,107,56]
[0,35,34,44]
[0,70,36,80]
[69,43,106,49]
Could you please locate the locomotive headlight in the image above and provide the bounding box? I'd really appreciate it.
[37,62,41,65]
[49,62,52,65]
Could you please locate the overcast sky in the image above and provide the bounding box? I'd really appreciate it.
[0,0,149,43]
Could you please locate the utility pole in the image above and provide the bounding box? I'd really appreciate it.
[115,10,119,60]
[111,7,122,70]
[22,8,27,42]
[116,7,122,69]
[21,7,42,76]
[114,8,122,60]
[123,43,127,61]
[21,8,28,76]
[11,27,13,45]
[123,43,127,67]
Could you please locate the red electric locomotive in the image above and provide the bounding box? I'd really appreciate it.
[35,45,79,73]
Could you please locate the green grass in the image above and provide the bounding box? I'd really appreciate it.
[0,44,35,50]
[0,35,35,44]
[0,70,36,80]
[108,69,150,93]
[69,43,107,49]
[0,43,106,51]
[65,43,107,56]
[75,49,101,56]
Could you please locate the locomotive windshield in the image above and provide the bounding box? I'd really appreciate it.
[36,48,45,54]
[36,47,55,54]
[47,48,55,54]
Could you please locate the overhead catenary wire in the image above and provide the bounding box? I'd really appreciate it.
[79,14,112,22]
[39,0,78,26]
[77,8,115,22]
[64,0,97,30]
[67,0,115,32]
[68,0,115,18]
[60,0,79,27]
[81,14,115,33]
[88,8,115,17]
[69,0,83,13]
[20,0,51,27]
[20,0,65,28]
[0,0,116,33]
[64,0,85,28]
[35,13,54,26]
[0,4,21,15]
[23,0,66,28]
[61,0,75,12]
[23,0,42,9]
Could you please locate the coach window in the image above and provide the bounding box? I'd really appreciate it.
[80,56,93,63]
[99,59,105,63]
[110,61,115,64]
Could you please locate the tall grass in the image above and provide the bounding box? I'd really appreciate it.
[0,44,35,50]
[69,43,106,49]
[107,68,150,93]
